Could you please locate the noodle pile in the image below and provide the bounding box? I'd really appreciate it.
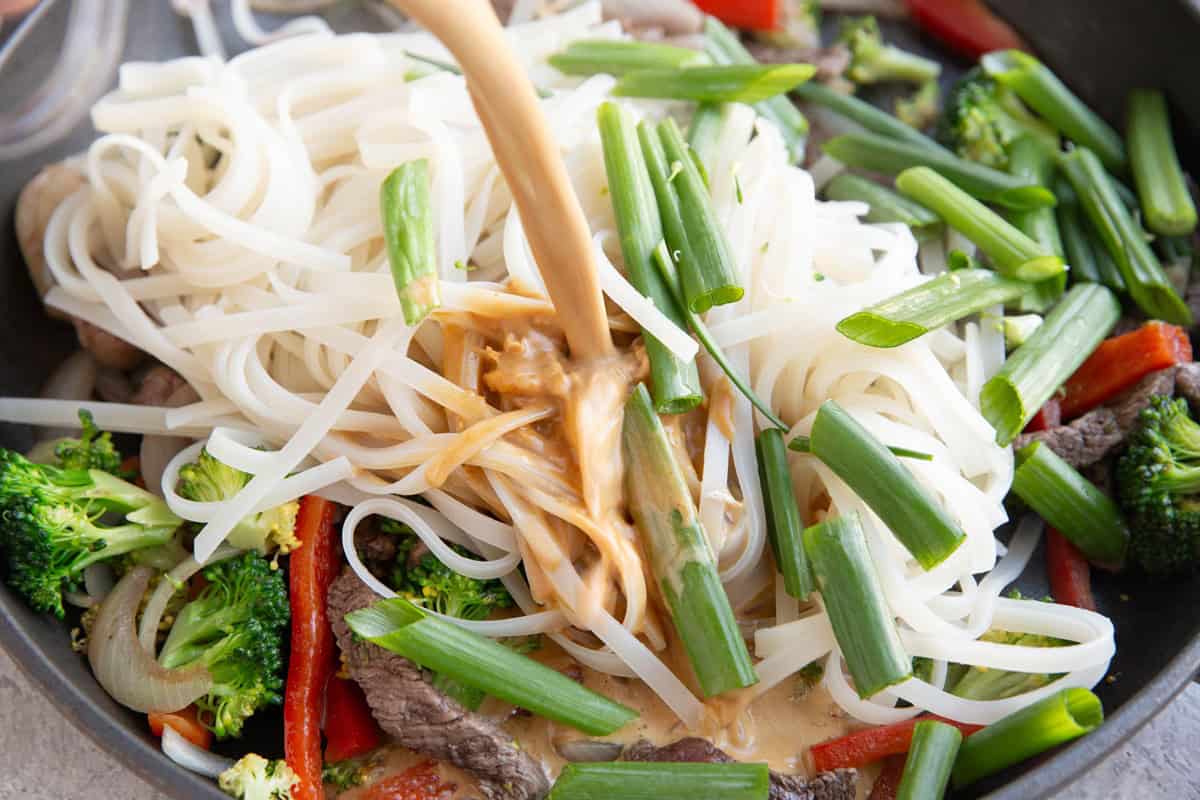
[0,1,1114,730]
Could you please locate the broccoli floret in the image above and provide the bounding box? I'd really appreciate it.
[895,81,941,132]
[54,410,125,474]
[754,0,821,50]
[219,754,299,800]
[838,16,940,85]
[322,759,370,791]
[158,553,289,739]
[386,519,513,621]
[1117,396,1200,575]
[0,448,182,618]
[946,629,1065,700]
[939,67,1057,169]
[176,448,300,555]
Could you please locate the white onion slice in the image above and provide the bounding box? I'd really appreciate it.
[161,725,234,779]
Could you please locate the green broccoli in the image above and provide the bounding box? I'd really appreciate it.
[386,519,513,621]
[939,67,1058,169]
[219,754,299,800]
[322,759,370,791]
[895,81,941,132]
[158,553,289,739]
[838,16,941,85]
[1117,396,1200,575]
[176,448,300,555]
[946,629,1065,700]
[55,410,125,474]
[0,448,182,618]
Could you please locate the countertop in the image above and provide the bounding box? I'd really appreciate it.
[0,647,1195,799]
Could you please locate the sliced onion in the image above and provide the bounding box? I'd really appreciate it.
[138,546,242,653]
[140,435,193,498]
[161,725,233,779]
[83,563,115,603]
[89,566,212,713]
[556,740,625,763]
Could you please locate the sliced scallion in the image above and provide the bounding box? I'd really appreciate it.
[381,159,439,325]
[1005,136,1066,312]
[804,512,912,697]
[345,598,637,735]
[896,720,963,800]
[895,167,1064,282]
[822,173,942,241]
[952,688,1103,788]
[1013,441,1130,568]
[614,64,815,105]
[823,132,1057,210]
[1127,88,1198,236]
[688,103,726,169]
[980,283,1120,445]
[548,762,770,800]
[549,39,709,77]
[810,400,966,569]
[757,429,813,599]
[794,81,946,152]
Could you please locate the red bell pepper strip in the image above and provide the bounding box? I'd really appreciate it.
[1046,527,1097,611]
[148,706,212,751]
[809,714,984,772]
[867,755,906,800]
[325,676,383,763]
[364,761,456,800]
[904,0,1028,60]
[285,495,340,800]
[1023,397,1061,433]
[1058,322,1193,420]
[691,0,780,32]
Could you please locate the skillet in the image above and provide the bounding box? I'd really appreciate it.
[0,1,1198,797]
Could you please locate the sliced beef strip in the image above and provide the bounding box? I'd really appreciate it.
[1175,362,1200,411]
[327,568,550,800]
[624,738,857,800]
[1106,367,1177,431]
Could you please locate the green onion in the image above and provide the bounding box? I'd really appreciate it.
[548,762,770,800]
[688,103,726,169]
[810,400,966,569]
[982,50,1127,173]
[896,720,963,800]
[823,133,1057,211]
[1013,441,1130,568]
[651,244,786,430]
[803,512,912,696]
[405,50,553,99]
[381,159,439,325]
[645,118,744,313]
[793,81,946,152]
[614,64,815,105]
[1127,88,1198,236]
[345,598,637,735]
[895,167,1064,281]
[980,283,1120,445]
[952,688,1104,788]
[549,39,708,77]
[1005,137,1066,312]
[789,435,932,462]
[836,269,1030,348]
[1056,179,1126,291]
[623,384,758,697]
[757,429,813,599]
[1060,147,1192,325]
[822,173,942,240]
[598,102,703,415]
[702,17,810,163]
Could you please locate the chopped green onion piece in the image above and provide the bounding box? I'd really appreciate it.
[549,39,708,77]
[688,103,726,169]
[548,762,770,800]
[837,269,1030,348]
[1056,179,1125,291]
[982,50,1127,173]
[598,102,702,415]
[803,512,912,696]
[1060,147,1192,325]
[1127,88,1198,236]
[981,283,1120,445]
[789,435,933,462]
[703,17,809,162]
[1013,441,1130,568]
[897,720,963,800]
[793,81,946,153]
[651,243,785,430]
[810,400,966,569]
[650,118,744,313]
[823,132,1057,211]
[623,384,758,697]
[381,160,439,325]
[405,50,552,99]
[822,173,942,240]
[345,598,637,735]
[895,167,1064,281]
[1005,136,1066,312]
[757,429,813,599]
[614,64,815,105]
[952,688,1104,789]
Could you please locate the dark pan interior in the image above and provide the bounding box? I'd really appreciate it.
[1,2,1199,798]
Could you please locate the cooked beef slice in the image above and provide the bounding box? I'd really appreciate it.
[624,738,857,800]
[1107,367,1177,431]
[1175,362,1200,411]
[327,568,550,800]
